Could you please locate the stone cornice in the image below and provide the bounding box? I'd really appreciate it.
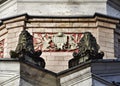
[17,0,107,3]
[20,59,120,77]
[0,0,108,5]
[0,13,119,22]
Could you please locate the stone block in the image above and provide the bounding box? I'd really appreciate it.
[40,23,56,27]
[8,43,17,49]
[54,56,64,61]
[55,23,72,27]
[73,23,89,27]
[46,61,60,66]
[32,28,45,32]
[105,42,114,48]
[45,28,53,32]
[58,61,68,66]
[99,36,107,42]
[101,46,114,53]
[28,18,53,22]
[8,27,23,33]
[105,38,114,43]
[60,67,91,83]
[46,56,55,61]
[64,56,72,61]
[0,33,7,41]
[99,32,106,37]
[97,21,116,28]
[99,27,114,34]
[88,23,96,27]
[96,17,119,23]
[0,25,5,30]
[0,29,7,37]
[20,63,57,86]
[99,41,106,47]
[7,37,18,43]
[42,52,51,56]
[7,33,16,38]
[15,32,21,37]
[105,33,114,39]
[68,28,80,32]
[4,16,26,24]
[60,28,69,32]
[106,52,114,59]
[26,22,40,27]
[6,21,24,28]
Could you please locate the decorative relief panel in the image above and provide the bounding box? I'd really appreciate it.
[0,40,4,58]
[33,33,83,52]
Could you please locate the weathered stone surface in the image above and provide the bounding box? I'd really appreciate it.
[20,62,58,86]
[10,29,46,68]
[0,59,20,86]
[69,32,104,68]
[1,59,120,86]
[1,0,120,18]
[0,13,119,72]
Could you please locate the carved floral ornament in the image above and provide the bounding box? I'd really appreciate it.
[33,32,83,51]
[0,40,4,58]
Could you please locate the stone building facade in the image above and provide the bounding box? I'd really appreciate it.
[0,0,120,86]
[0,13,120,72]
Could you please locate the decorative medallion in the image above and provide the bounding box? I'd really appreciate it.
[33,32,83,52]
[0,40,4,58]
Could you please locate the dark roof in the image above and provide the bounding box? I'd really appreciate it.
[108,0,120,11]
[0,0,7,4]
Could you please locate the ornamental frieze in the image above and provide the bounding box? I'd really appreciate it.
[33,32,83,51]
[0,40,4,58]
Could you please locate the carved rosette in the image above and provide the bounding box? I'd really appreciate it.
[33,32,83,52]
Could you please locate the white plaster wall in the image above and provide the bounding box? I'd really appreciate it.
[17,1,107,16]
[0,77,20,86]
[0,0,17,19]
[0,61,20,86]
[60,67,92,86]
[1,0,120,18]
[71,78,92,86]
[0,0,107,18]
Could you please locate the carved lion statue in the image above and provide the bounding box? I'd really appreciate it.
[10,29,45,68]
[69,32,104,68]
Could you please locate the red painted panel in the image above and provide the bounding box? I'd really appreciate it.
[33,33,83,52]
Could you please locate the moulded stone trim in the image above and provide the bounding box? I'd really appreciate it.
[3,16,26,24]
[0,25,6,31]
[96,16,119,23]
